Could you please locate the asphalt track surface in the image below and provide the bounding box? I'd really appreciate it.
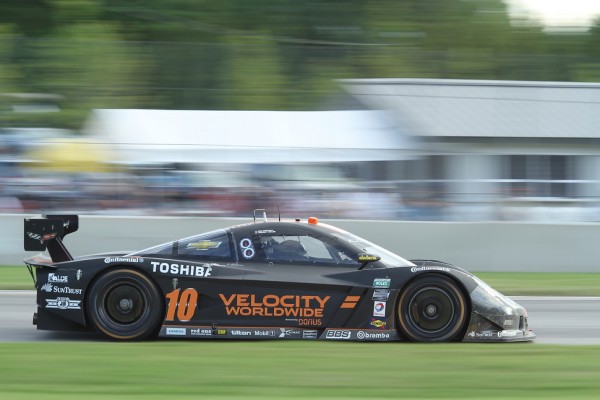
[1,291,599,344]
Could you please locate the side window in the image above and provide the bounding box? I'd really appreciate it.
[259,234,359,266]
[260,235,308,262]
[176,230,231,260]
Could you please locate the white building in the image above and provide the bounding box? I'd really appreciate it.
[81,80,600,221]
[340,78,600,221]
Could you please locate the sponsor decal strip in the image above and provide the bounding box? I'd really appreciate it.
[48,273,68,283]
[161,325,320,339]
[45,297,81,310]
[410,266,450,273]
[41,283,83,295]
[105,257,144,263]
[218,294,329,324]
[152,261,212,277]
[373,278,391,288]
[373,301,386,317]
[372,289,390,301]
[323,329,398,341]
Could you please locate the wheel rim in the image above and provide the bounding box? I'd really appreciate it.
[407,287,455,334]
[104,283,146,324]
[88,269,162,340]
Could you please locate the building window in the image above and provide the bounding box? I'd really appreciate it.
[401,155,447,198]
[507,155,573,198]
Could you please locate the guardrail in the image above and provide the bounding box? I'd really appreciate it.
[3,214,599,272]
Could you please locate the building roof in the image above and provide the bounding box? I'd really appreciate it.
[83,109,417,164]
[340,79,600,139]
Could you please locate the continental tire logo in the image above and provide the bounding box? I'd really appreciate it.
[104,257,144,263]
[410,266,450,273]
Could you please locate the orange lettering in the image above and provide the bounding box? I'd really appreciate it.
[263,295,279,307]
[281,295,295,307]
[250,294,262,307]
[285,308,299,317]
[225,306,240,315]
[238,294,249,306]
[315,296,330,308]
[301,296,313,307]
[240,307,252,316]
[165,289,180,321]
[219,294,236,307]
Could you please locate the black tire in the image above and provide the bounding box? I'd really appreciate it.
[87,269,163,341]
[397,274,467,342]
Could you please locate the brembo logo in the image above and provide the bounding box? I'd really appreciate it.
[219,294,330,317]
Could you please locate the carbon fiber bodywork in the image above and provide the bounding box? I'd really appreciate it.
[24,215,535,342]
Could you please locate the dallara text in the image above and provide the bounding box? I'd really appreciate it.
[24,212,535,342]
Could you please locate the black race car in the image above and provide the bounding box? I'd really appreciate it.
[23,212,535,342]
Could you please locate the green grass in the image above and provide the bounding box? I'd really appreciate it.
[0,266,35,290]
[3,265,600,295]
[473,272,600,296]
[0,342,599,399]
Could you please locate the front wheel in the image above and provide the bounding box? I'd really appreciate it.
[87,269,163,340]
[397,275,467,342]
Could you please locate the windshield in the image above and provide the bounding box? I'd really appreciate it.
[326,225,415,267]
[129,229,230,259]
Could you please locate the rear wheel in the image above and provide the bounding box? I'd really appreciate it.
[397,275,467,342]
[87,269,163,340]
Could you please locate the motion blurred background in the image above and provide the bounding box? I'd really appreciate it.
[2,0,600,222]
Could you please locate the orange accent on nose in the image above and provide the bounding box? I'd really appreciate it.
[308,217,318,224]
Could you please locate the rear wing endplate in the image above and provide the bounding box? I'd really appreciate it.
[24,215,79,262]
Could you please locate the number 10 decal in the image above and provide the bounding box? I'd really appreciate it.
[165,288,198,321]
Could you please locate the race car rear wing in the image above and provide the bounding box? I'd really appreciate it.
[24,215,78,262]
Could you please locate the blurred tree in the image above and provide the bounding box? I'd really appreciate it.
[0,24,25,127]
[0,0,56,36]
[0,25,21,93]
[1,0,156,129]
[0,0,598,129]
[225,40,288,110]
[29,21,155,128]
[574,17,600,82]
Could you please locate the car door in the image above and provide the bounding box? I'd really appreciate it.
[218,225,366,332]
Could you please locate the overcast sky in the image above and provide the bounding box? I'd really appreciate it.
[506,0,600,29]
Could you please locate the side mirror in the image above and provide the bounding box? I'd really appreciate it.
[358,253,381,263]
